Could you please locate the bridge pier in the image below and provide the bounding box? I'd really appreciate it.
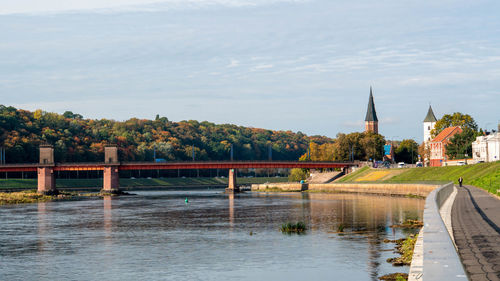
[225,168,239,193]
[38,145,57,195]
[103,166,120,193]
[102,146,120,194]
[38,167,57,195]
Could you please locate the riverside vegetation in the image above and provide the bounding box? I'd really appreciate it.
[280,222,306,234]
[0,190,106,205]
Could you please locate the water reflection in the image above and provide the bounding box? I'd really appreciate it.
[103,196,113,243]
[37,202,48,252]
[1,191,424,281]
[228,193,234,228]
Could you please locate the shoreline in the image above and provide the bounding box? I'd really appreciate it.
[251,182,438,197]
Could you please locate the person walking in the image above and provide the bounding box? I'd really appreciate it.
[458,176,463,187]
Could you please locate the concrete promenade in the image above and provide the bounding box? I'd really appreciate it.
[452,185,500,281]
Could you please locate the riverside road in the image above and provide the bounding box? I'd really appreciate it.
[452,185,500,281]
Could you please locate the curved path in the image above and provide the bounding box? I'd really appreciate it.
[452,185,500,281]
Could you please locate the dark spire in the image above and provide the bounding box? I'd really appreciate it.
[423,105,437,122]
[365,87,378,122]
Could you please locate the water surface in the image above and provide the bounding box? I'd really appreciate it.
[0,190,424,280]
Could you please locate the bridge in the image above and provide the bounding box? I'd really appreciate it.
[0,145,357,194]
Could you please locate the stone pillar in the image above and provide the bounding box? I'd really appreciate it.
[104,146,119,164]
[38,145,57,194]
[103,166,120,193]
[38,167,56,194]
[225,168,239,193]
[102,145,120,193]
[39,145,54,165]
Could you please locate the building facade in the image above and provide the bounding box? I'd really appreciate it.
[423,105,437,143]
[365,87,378,134]
[472,132,500,163]
[429,126,462,167]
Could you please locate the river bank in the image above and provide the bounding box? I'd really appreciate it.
[0,176,288,191]
[337,161,499,195]
[0,190,109,205]
[251,182,436,197]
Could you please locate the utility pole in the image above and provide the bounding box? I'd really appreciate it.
[153,145,156,162]
[230,144,234,161]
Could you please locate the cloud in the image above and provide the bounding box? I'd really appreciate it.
[0,0,310,15]
[252,64,274,70]
[227,59,239,68]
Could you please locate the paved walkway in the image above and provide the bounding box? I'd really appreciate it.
[452,185,500,281]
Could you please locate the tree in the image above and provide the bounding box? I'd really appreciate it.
[395,139,419,164]
[431,112,478,138]
[359,133,385,161]
[418,142,430,166]
[288,168,309,182]
[445,128,479,160]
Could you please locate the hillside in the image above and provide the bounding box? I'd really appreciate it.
[338,162,500,194]
[0,105,333,163]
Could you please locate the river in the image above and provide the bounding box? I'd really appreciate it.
[0,190,424,280]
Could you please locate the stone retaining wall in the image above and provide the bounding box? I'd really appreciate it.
[251,183,306,192]
[251,182,437,197]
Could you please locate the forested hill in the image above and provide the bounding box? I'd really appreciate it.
[0,105,333,163]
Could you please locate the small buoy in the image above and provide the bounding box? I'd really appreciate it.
[185,197,189,204]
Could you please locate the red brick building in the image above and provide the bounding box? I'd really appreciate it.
[365,87,378,134]
[429,126,462,167]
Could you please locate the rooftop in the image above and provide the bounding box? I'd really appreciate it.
[432,126,462,143]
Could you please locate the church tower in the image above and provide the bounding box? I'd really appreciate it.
[423,105,437,143]
[365,87,379,134]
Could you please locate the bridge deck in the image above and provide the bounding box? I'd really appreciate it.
[0,161,355,172]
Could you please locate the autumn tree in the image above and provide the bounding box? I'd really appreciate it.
[418,142,430,166]
[288,168,309,182]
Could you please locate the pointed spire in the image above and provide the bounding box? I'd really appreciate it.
[365,87,378,122]
[423,105,437,122]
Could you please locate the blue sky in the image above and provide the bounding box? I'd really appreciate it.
[1,0,499,142]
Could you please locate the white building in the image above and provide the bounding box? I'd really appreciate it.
[472,132,500,163]
[423,105,437,143]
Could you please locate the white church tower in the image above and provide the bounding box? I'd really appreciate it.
[423,105,437,143]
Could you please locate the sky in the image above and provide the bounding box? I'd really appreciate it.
[1,0,499,142]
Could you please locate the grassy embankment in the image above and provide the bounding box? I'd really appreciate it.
[338,161,500,195]
[0,177,288,190]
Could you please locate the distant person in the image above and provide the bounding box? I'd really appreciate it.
[458,177,463,187]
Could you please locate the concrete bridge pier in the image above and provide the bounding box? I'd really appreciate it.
[38,145,57,195]
[225,168,239,193]
[102,146,121,194]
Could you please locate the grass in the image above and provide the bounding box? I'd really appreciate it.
[354,170,392,182]
[280,222,306,234]
[0,190,104,205]
[378,273,408,281]
[0,176,289,190]
[385,235,418,266]
[336,166,370,182]
[337,161,500,195]
[386,161,500,194]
